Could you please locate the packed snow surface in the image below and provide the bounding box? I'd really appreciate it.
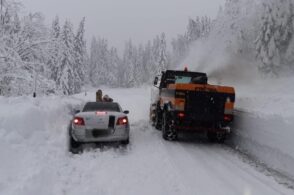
[0,87,293,195]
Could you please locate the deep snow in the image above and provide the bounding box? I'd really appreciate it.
[227,77,294,180]
[0,87,293,195]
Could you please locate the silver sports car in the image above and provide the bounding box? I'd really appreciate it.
[69,102,130,153]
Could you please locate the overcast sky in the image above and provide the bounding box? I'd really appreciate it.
[21,0,226,50]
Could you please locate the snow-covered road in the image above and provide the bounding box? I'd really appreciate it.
[0,87,293,195]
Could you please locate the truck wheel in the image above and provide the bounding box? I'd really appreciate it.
[207,132,226,143]
[154,105,162,130]
[207,132,215,142]
[216,133,226,143]
[155,117,161,130]
[162,112,177,141]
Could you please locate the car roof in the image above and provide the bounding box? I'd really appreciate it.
[82,102,121,112]
[85,102,119,106]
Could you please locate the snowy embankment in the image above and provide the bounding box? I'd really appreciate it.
[1,87,185,195]
[1,87,293,194]
[230,77,294,179]
[0,95,82,195]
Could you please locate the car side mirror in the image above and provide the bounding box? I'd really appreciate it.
[123,110,129,114]
[154,77,158,86]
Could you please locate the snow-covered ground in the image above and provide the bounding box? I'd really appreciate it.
[236,77,294,119]
[0,87,293,195]
[225,77,294,181]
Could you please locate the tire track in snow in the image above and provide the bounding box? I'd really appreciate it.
[152,126,294,195]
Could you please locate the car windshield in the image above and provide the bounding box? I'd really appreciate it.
[82,102,121,112]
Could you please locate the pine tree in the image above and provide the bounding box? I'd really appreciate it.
[122,40,136,87]
[0,3,56,96]
[186,17,201,42]
[52,16,60,39]
[135,44,145,84]
[48,16,61,81]
[108,47,120,86]
[255,0,294,75]
[171,35,189,67]
[142,40,155,83]
[56,20,76,95]
[152,33,168,75]
[74,17,87,85]
[89,37,110,86]
[158,33,168,72]
[200,16,212,38]
[89,37,98,85]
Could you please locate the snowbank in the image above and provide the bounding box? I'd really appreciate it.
[236,77,294,119]
[0,95,83,195]
[225,77,294,179]
[0,87,153,195]
[0,87,293,194]
[231,111,294,179]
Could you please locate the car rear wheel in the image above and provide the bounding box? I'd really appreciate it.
[121,137,129,145]
[69,136,82,154]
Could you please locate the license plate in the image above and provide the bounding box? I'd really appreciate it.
[86,129,110,138]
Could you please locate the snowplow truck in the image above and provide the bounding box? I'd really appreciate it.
[150,69,235,142]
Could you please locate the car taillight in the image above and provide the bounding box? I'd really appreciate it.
[178,112,185,118]
[117,116,128,125]
[224,115,233,122]
[73,117,85,126]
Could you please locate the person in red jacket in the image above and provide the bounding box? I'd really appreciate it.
[103,94,113,102]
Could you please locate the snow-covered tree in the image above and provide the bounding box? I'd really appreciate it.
[122,40,136,87]
[1,1,88,96]
[47,16,62,81]
[158,33,168,72]
[152,33,169,75]
[0,1,57,96]
[186,18,201,42]
[56,20,77,95]
[90,37,112,86]
[74,17,87,84]
[255,0,294,75]
[171,35,189,67]
[142,40,156,83]
[108,47,120,86]
[133,44,145,85]
[200,16,212,38]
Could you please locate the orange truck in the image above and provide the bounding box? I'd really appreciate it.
[150,69,235,142]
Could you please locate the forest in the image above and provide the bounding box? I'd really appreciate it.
[1,0,294,96]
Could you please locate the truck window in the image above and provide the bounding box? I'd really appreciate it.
[175,76,192,84]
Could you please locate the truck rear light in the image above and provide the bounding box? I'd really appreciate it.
[117,116,128,125]
[73,117,85,126]
[178,112,185,118]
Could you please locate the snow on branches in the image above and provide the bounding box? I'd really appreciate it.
[0,1,87,96]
